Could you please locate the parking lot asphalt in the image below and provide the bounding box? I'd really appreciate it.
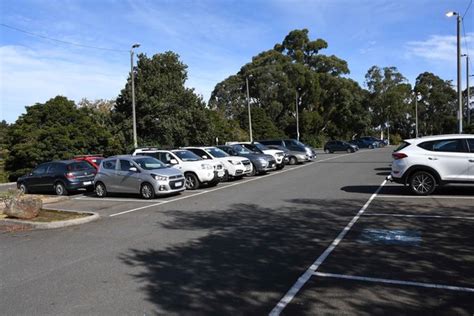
[1,147,473,315]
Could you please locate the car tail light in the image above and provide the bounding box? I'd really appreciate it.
[392,153,407,160]
[66,172,76,179]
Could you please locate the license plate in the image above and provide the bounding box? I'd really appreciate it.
[175,181,182,187]
[83,181,92,185]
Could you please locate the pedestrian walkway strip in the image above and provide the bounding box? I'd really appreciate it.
[269,179,387,316]
[313,272,474,293]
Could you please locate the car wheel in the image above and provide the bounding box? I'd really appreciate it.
[19,183,28,194]
[185,173,200,190]
[409,171,436,196]
[324,149,330,154]
[95,182,107,198]
[249,163,257,176]
[54,182,68,196]
[289,156,297,165]
[276,164,284,170]
[140,183,155,199]
[368,145,374,149]
[222,170,230,182]
[347,148,352,153]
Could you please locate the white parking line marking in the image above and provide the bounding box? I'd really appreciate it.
[269,179,387,316]
[364,213,474,220]
[108,152,365,217]
[376,195,474,200]
[74,197,161,203]
[313,272,474,293]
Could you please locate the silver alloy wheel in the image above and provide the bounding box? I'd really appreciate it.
[289,157,297,165]
[347,148,352,153]
[141,184,154,199]
[19,183,27,194]
[55,183,66,196]
[96,183,106,197]
[410,172,435,195]
[185,174,197,189]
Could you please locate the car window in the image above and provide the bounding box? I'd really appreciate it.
[466,139,474,153]
[68,161,95,171]
[47,163,63,174]
[141,152,160,159]
[243,144,263,153]
[32,164,49,175]
[395,141,411,152]
[119,160,134,171]
[419,139,466,153]
[103,159,117,170]
[231,144,253,154]
[190,149,212,159]
[133,157,166,170]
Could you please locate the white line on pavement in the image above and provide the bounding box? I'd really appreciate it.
[74,197,162,203]
[376,195,474,200]
[108,152,365,217]
[269,179,387,316]
[313,272,474,293]
[364,213,474,220]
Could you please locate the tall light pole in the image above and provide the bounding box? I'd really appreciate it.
[245,76,253,142]
[295,89,300,141]
[446,11,462,133]
[131,43,140,148]
[462,54,471,126]
[414,91,421,138]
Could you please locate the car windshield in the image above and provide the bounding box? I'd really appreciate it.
[253,143,269,151]
[231,144,254,154]
[206,147,229,158]
[133,157,166,170]
[173,150,201,161]
[243,144,263,153]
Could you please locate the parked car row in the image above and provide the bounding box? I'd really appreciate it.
[16,139,317,199]
[324,136,387,153]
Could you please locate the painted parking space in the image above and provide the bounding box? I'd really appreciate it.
[274,181,474,315]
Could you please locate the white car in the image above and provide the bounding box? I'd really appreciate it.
[226,142,286,170]
[184,146,253,180]
[387,134,474,195]
[132,148,222,190]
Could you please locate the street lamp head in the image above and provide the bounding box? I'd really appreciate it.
[446,11,458,17]
[132,43,141,49]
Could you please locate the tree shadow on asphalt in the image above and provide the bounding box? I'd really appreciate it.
[118,198,474,315]
[342,185,474,196]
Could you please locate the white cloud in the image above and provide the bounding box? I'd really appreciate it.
[405,33,474,62]
[0,45,127,122]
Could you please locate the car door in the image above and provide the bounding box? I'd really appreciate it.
[101,159,119,192]
[466,138,474,180]
[28,163,50,192]
[42,163,61,192]
[116,159,141,193]
[423,139,471,181]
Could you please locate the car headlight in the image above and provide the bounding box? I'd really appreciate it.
[258,158,268,165]
[201,164,213,170]
[152,174,168,181]
[227,160,239,165]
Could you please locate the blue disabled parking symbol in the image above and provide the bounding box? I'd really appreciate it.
[360,229,422,246]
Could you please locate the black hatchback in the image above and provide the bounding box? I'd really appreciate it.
[17,160,96,195]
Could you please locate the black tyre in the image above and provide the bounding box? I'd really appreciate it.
[249,163,257,176]
[324,149,330,154]
[222,170,230,182]
[347,148,353,153]
[276,164,285,170]
[409,171,436,196]
[289,156,298,165]
[185,173,200,190]
[95,182,107,198]
[54,182,68,196]
[19,183,28,194]
[140,183,155,199]
[368,145,374,149]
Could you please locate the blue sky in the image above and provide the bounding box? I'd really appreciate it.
[1,0,473,123]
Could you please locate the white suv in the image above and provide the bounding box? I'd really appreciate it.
[388,134,474,195]
[132,148,222,190]
[184,146,253,180]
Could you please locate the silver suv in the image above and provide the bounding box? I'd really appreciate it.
[94,155,185,199]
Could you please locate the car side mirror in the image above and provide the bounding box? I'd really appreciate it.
[169,159,178,165]
[129,167,138,172]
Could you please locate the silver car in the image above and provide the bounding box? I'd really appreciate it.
[94,155,185,199]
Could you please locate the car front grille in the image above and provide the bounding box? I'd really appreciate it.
[169,175,184,180]
[170,179,184,189]
[242,160,250,166]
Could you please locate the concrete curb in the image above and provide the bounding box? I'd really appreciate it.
[1,210,100,230]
